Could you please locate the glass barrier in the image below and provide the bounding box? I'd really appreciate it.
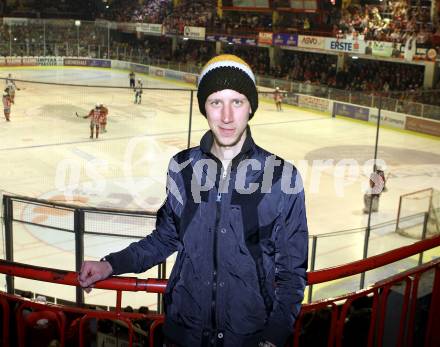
[350,91,373,108]
[423,104,440,120]
[2,195,428,304]
[328,88,350,103]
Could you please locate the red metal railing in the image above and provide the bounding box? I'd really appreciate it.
[1,235,440,346]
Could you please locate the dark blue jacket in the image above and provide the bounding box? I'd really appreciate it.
[105,128,308,347]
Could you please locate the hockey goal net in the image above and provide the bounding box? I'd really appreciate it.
[396,188,440,238]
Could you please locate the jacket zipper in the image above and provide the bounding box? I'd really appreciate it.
[211,167,227,335]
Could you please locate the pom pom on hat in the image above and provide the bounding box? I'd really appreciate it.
[197,54,258,119]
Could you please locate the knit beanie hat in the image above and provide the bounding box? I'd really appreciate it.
[197,54,258,119]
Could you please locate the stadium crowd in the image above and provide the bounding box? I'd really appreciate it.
[336,1,436,44]
[0,20,428,94]
[98,0,171,24]
[2,0,439,43]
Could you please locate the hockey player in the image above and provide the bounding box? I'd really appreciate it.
[99,103,109,133]
[2,90,12,121]
[83,103,102,139]
[363,166,387,213]
[129,71,135,89]
[5,74,19,103]
[5,73,14,86]
[134,79,143,104]
[274,86,283,112]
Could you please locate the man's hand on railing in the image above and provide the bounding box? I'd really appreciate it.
[78,260,113,293]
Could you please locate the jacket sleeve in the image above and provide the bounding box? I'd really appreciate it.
[104,167,182,276]
[262,176,308,346]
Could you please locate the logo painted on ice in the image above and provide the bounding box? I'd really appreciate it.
[21,176,166,255]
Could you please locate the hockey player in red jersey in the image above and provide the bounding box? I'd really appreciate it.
[274,87,283,112]
[99,103,109,133]
[83,103,102,139]
[2,90,12,121]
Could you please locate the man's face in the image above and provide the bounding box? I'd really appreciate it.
[205,89,251,150]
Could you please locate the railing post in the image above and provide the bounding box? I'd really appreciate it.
[43,19,46,56]
[360,226,370,289]
[424,263,440,346]
[418,212,430,266]
[74,209,85,305]
[157,262,166,314]
[107,23,110,59]
[396,195,403,232]
[187,90,194,149]
[3,195,14,294]
[360,94,382,289]
[307,236,318,303]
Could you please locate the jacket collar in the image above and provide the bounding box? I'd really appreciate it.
[200,126,254,159]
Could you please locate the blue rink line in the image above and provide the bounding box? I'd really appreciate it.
[0,117,328,152]
[70,147,98,161]
[50,72,113,83]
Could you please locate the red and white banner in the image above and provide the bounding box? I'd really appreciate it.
[258,32,273,46]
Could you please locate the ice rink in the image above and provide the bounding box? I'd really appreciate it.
[1,66,439,307]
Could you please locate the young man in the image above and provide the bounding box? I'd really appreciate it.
[2,90,11,121]
[99,103,109,133]
[83,103,101,139]
[134,78,143,104]
[79,55,308,347]
[273,87,283,112]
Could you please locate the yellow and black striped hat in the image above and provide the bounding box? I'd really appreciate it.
[197,54,258,119]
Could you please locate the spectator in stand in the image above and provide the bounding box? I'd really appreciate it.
[133,305,154,338]
[337,1,434,44]
[163,0,216,35]
[101,0,171,24]
[123,305,134,313]
[279,51,337,86]
[303,17,311,30]
[300,308,332,346]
